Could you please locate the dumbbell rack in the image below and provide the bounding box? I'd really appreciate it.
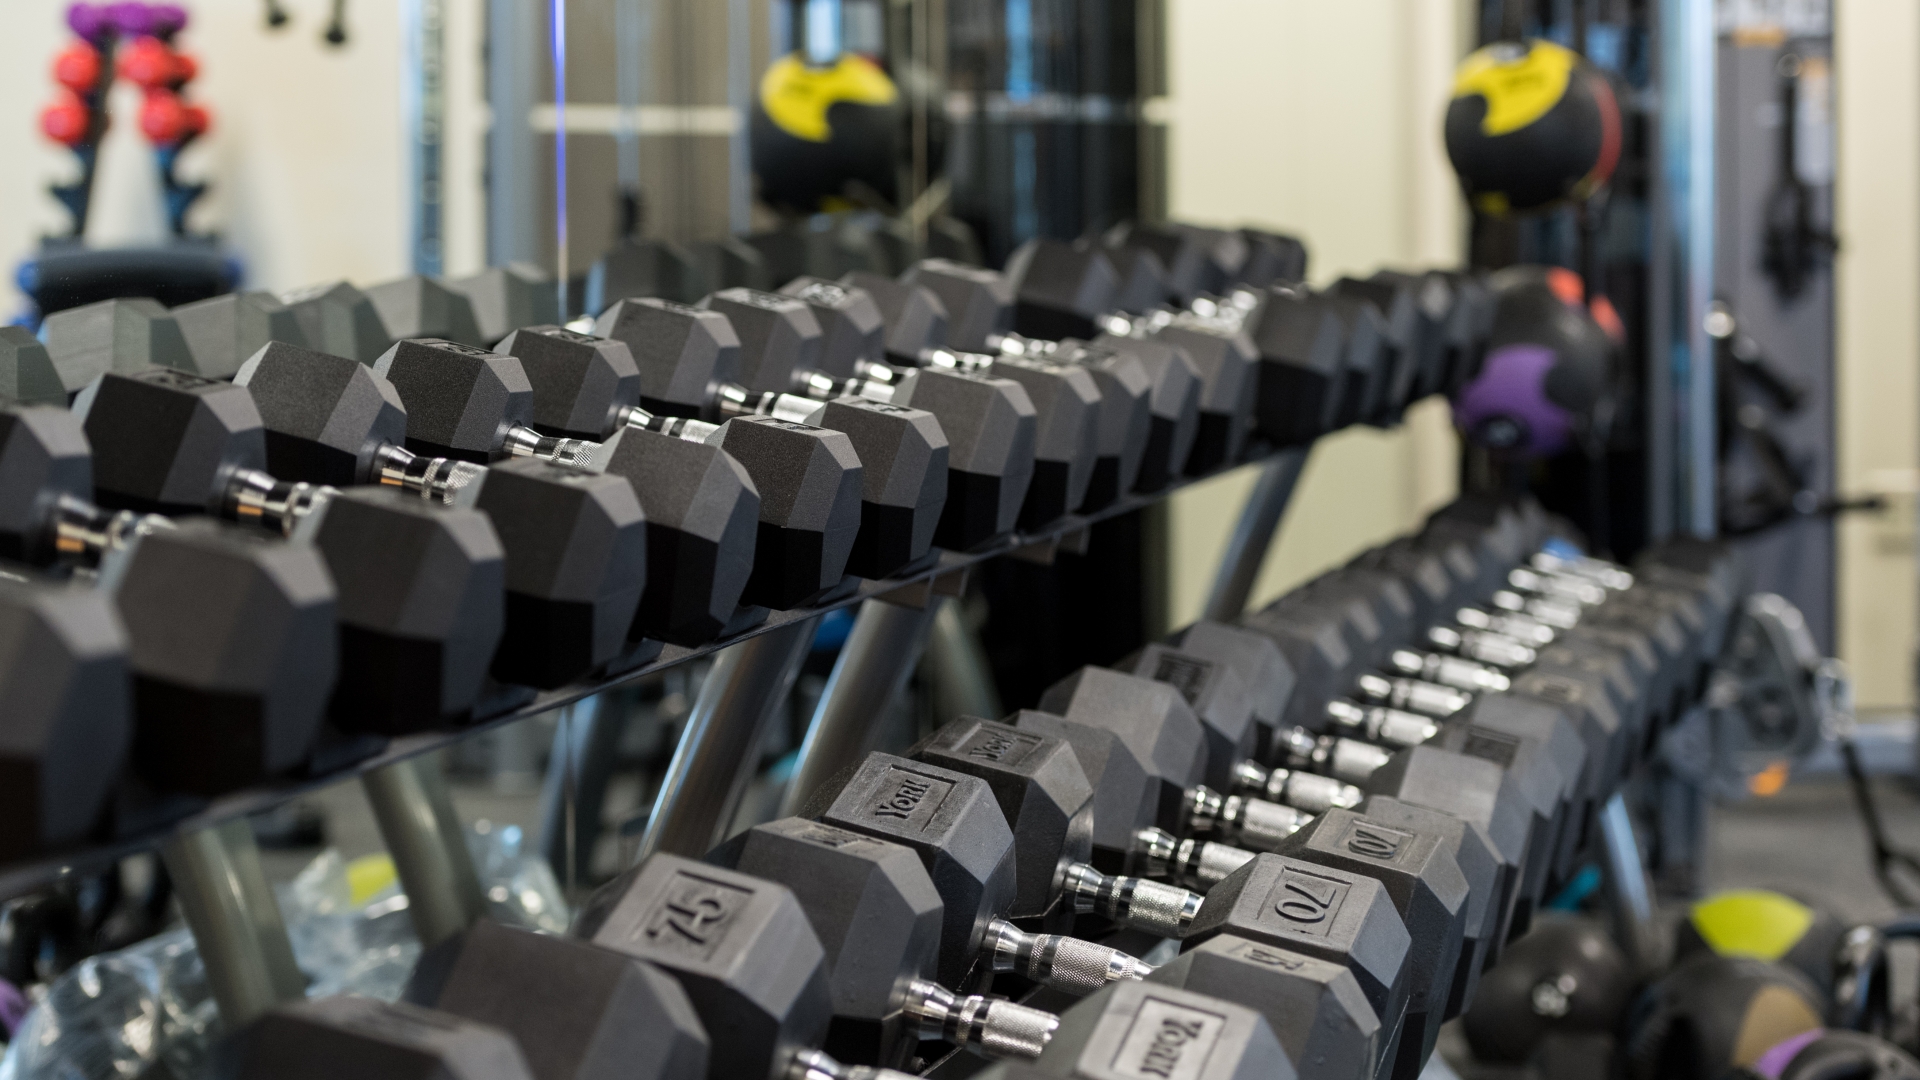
[0,440,1298,903]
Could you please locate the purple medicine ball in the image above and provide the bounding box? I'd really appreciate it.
[1453,343,1574,456]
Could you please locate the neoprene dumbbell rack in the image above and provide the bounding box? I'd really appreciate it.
[0,440,1293,902]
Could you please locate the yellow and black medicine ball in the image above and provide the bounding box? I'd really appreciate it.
[1672,889,1847,996]
[1446,39,1622,216]
[751,52,903,214]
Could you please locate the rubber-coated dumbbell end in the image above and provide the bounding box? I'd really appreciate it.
[1178,785,1312,853]
[1324,699,1441,749]
[1509,565,1608,607]
[221,469,338,537]
[1354,672,1473,718]
[786,1048,919,1080]
[371,444,489,503]
[903,980,1059,1060]
[1530,549,1634,590]
[1427,624,1538,669]
[1455,605,1557,646]
[1059,862,1203,937]
[1274,726,1393,784]
[1228,760,1362,815]
[983,917,1152,991]
[1125,828,1256,891]
[1386,647,1512,693]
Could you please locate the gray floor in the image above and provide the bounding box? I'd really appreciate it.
[1704,772,1920,924]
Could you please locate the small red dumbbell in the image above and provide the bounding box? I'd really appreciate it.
[52,41,102,95]
[41,92,93,146]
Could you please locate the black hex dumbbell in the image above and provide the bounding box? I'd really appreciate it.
[575,852,975,1080]
[782,277,1171,515]
[1147,796,1492,1080]
[0,327,66,405]
[908,716,1207,938]
[52,372,512,720]
[726,281,1096,535]
[79,362,639,697]
[1182,851,1415,1080]
[976,981,1291,1080]
[172,290,309,379]
[278,280,393,362]
[366,274,489,347]
[0,396,338,794]
[406,918,710,1080]
[783,275,1047,550]
[712,817,1063,1069]
[579,300,902,607]
[797,752,1155,992]
[1164,618,1297,763]
[237,339,751,650]
[905,256,1258,481]
[497,316,940,586]
[1150,934,1380,1080]
[999,668,1360,884]
[38,297,196,397]
[216,996,535,1080]
[0,564,131,860]
[827,265,1102,526]
[858,267,1206,499]
[1077,655,1500,1059]
[1271,805,1470,1079]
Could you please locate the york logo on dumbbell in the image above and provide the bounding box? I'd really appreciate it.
[1267,867,1348,932]
[958,726,1042,765]
[1148,652,1213,703]
[1114,998,1227,1080]
[792,822,870,849]
[869,769,951,825]
[1460,726,1522,768]
[641,874,748,958]
[1236,943,1310,972]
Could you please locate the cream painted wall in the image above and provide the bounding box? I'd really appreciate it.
[1,0,491,316]
[1834,0,1920,709]
[1160,0,1468,626]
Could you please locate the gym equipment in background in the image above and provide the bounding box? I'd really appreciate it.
[24,4,231,324]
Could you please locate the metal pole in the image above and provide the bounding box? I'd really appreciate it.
[551,0,570,319]
[160,819,305,1029]
[1597,792,1658,974]
[615,0,643,205]
[637,618,818,858]
[1657,0,1717,538]
[536,694,630,885]
[727,0,752,236]
[780,599,941,816]
[405,0,446,275]
[486,0,542,266]
[362,752,487,950]
[926,597,1004,724]
[1201,448,1309,623]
